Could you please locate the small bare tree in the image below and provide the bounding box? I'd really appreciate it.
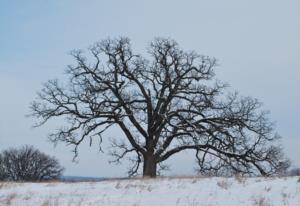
[0,146,64,181]
[30,37,289,177]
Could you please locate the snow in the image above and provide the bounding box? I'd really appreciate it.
[0,176,299,206]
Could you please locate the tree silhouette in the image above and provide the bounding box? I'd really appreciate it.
[30,37,289,177]
[0,146,63,181]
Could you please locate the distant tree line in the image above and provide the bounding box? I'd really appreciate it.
[0,145,64,181]
[287,168,300,176]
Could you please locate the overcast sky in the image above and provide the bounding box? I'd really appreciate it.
[0,0,299,177]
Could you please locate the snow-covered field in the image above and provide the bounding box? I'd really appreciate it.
[0,176,299,206]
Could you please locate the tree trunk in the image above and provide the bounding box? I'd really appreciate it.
[143,154,157,177]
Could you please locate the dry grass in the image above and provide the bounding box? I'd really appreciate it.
[0,182,6,189]
[217,179,231,190]
[41,197,60,206]
[0,182,13,190]
[252,196,271,206]
[264,186,272,192]
[0,193,17,206]
[41,199,51,206]
[234,174,246,184]
[115,181,122,189]
[41,196,85,206]
[0,182,24,190]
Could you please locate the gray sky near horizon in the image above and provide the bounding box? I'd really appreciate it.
[0,0,299,177]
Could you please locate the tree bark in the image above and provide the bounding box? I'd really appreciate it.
[143,154,157,177]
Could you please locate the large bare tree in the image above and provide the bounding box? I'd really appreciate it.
[30,37,289,177]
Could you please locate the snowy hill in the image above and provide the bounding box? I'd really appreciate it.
[0,176,299,206]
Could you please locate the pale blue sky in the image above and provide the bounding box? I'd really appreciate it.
[0,0,299,177]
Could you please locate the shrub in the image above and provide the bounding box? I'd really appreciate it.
[0,145,64,181]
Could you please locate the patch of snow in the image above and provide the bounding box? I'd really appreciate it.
[0,176,299,206]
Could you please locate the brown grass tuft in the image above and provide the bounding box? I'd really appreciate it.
[1,193,17,206]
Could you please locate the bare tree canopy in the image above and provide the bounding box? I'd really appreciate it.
[30,37,289,177]
[0,145,64,181]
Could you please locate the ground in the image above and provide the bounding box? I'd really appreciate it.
[0,176,299,206]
